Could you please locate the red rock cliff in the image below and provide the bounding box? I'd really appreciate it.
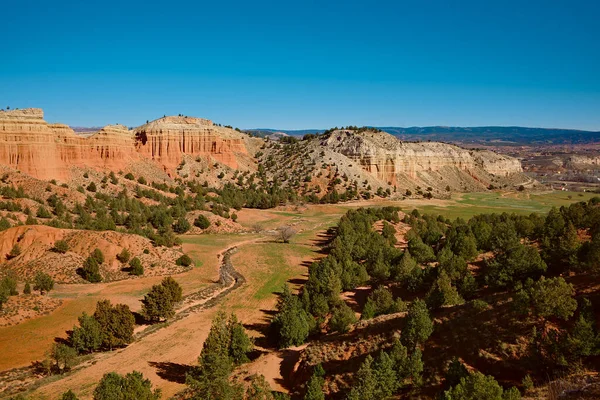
[0,108,249,180]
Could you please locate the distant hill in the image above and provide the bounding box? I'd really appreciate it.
[379,126,599,145]
[244,128,324,138]
[249,126,599,145]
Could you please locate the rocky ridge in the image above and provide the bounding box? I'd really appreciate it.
[322,129,522,185]
[0,108,528,194]
[0,108,254,181]
[263,129,528,196]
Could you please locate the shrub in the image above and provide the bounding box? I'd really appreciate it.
[401,299,433,351]
[173,216,191,234]
[37,206,52,218]
[93,300,135,349]
[522,374,534,393]
[34,272,54,294]
[91,248,105,264]
[61,389,79,400]
[81,256,102,283]
[53,240,69,254]
[116,248,130,263]
[94,371,161,400]
[86,182,97,192]
[515,276,577,320]
[124,173,135,180]
[194,214,211,229]
[443,371,520,400]
[129,257,143,276]
[277,226,296,243]
[71,312,102,353]
[176,254,193,267]
[329,302,357,333]
[471,299,490,313]
[8,243,21,258]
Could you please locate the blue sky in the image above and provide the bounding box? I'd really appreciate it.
[1,0,599,130]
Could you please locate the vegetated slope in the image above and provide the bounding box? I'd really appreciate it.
[270,200,600,399]
[0,225,187,283]
[261,128,530,200]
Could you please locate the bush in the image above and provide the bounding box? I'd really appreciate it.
[142,283,176,322]
[443,371,520,400]
[173,216,191,234]
[329,302,357,333]
[471,299,490,313]
[53,240,69,254]
[93,300,135,349]
[137,176,147,185]
[33,272,54,294]
[129,257,143,276]
[23,281,31,294]
[94,371,161,400]
[8,243,21,258]
[116,248,130,263]
[194,214,211,229]
[37,206,52,218]
[362,286,406,319]
[176,254,193,267]
[401,299,433,351]
[124,173,135,180]
[277,226,296,243]
[91,248,105,264]
[81,256,103,283]
[86,182,97,192]
[515,276,577,320]
[71,312,102,353]
[522,374,534,393]
[50,343,78,373]
[61,389,79,400]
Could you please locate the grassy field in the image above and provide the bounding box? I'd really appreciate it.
[385,191,598,220]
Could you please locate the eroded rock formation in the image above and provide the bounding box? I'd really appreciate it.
[133,116,247,171]
[321,129,523,188]
[0,109,250,180]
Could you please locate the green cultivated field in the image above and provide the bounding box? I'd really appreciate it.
[406,191,598,220]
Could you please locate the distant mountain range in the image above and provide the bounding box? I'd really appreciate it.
[247,126,599,145]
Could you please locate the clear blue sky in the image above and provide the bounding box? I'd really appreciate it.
[1,0,599,130]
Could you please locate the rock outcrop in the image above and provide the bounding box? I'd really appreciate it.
[320,129,524,190]
[0,108,251,180]
[566,155,600,170]
[133,116,247,170]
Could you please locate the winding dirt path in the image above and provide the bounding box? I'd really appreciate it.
[5,237,262,399]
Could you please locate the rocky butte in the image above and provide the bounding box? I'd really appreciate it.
[0,108,251,180]
[310,129,526,191]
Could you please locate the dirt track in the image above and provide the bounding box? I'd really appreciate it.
[4,237,261,399]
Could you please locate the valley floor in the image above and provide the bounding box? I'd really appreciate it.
[0,190,596,399]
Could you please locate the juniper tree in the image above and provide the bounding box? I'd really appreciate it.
[401,299,434,351]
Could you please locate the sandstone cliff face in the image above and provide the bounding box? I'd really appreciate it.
[133,116,247,170]
[322,130,523,187]
[0,109,250,180]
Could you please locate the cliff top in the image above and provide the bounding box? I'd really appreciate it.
[142,115,214,128]
[0,108,44,120]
